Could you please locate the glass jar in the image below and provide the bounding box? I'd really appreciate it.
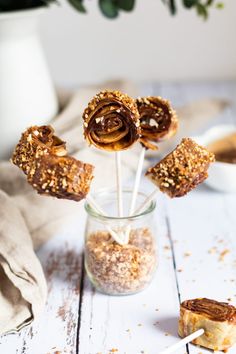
[84,188,157,295]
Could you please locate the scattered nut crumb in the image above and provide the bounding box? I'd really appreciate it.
[208,247,217,254]
[184,252,191,257]
[219,249,230,262]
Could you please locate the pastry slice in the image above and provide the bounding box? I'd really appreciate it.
[137,96,178,150]
[83,90,140,151]
[28,154,94,202]
[146,138,215,197]
[12,125,67,175]
[179,298,236,352]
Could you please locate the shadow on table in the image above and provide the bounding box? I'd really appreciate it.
[154,316,179,339]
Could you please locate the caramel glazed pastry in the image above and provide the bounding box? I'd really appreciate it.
[179,298,236,352]
[83,90,141,151]
[12,125,67,175]
[146,138,215,197]
[136,96,178,150]
[12,125,94,202]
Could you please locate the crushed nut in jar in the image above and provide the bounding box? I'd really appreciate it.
[85,227,157,295]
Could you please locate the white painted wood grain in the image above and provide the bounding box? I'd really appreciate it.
[166,185,236,354]
[0,212,86,354]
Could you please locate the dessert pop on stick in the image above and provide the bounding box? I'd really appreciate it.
[129,97,178,216]
[134,138,215,215]
[83,90,140,233]
[137,96,178,151]
[12,125,94,202]
[178,298,236,351]
[83,90,140,152]
[12,125,67,175]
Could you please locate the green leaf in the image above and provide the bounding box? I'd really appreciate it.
[169,0,177,15]
[216,2,224,9]
[117,0,135,11]
[182,0,198,9]
[196,3,208,18]
[67,0,86,13]
[99,0,119,18]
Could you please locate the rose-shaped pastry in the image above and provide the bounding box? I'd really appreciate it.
[179,298,236,351]
[83,90,140,151]
[12,125,67,175]
[28,154,94,202]
[136,96,178,150]
[146,138,215,197]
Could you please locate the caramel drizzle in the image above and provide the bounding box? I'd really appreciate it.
[182,298,236,322]
[83,91,140,151]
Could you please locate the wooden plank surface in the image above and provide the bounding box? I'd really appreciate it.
[0,213,86,354]
[1,82,236,354]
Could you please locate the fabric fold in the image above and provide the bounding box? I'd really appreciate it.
[0,191,47,334]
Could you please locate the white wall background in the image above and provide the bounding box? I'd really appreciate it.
[40,0,236,87]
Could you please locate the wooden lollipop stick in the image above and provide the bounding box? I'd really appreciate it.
[115,151,124,217]
[129,147,146,215]
[158,329,204,354]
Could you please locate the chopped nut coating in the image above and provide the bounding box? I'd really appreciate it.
[137,96,178,150]
[146,138,215,197]
[12,125,94,202]
[12,125,67,175]
[28,154,94,202]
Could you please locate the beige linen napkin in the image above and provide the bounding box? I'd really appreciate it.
[0,80,229,335]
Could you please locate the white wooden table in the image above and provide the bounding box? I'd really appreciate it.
[1,82,236,354]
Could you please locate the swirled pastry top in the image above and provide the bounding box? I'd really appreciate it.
[181,298,236,323]
[28,154,94,202]
[83,90,140,151]
[137,96,178,150]
[146,138,215,197]
[12,125,67,175]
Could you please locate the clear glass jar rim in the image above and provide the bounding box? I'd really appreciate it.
[85,187,156,221]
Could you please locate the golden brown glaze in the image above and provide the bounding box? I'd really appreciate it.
[28,154,94,202]
[146,138,215,197]
[12,125,67,175]
[181,298,236,323]
[137,96,178,150]
[83,90,140,151]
